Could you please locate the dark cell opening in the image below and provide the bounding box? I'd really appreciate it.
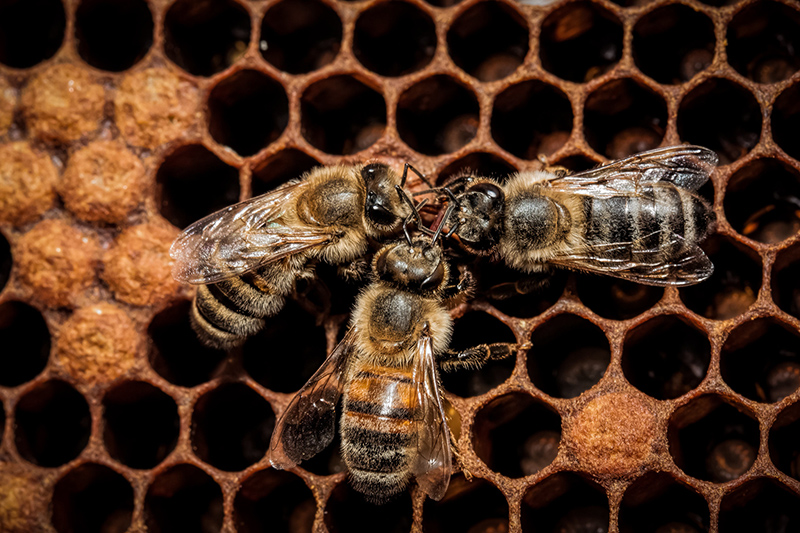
[441,311,516,397]
[583,78,666,160]
[528,314,610,399]
[208,70,289,157]
[52,464,134,533]
[74,0,153,72]
[102,381,179,469]
[472,392,561,478]
[727,1,800,84]
[437,152,517,186]
[769,402,800,481]
[0,301,50,387]
[622,315,710,400]
[540,2,622,83]
[476,263,567,320]
[148,301,228,387]
[724,158,800,244]
[397,75,479,156]
[191,382,275,471]
[719,479,800,531]
[491,80,573,160]
[0,231,10,293]
[619,472,709,533]
[677,78,761,165]
[423,476,510,532]
[633,4,714,84]
[234,469,315,533]
[353,1,435,77]
[144,464,224,533]
[447,1,528,82]
[577,275,663,320]
[679,236,761,320]
[261,0,341,74]
[301,75,386,155]
[324,482,412,533]
[14,380,91,467]
[521,472,609,532]
[773,245,800,320]
[551,155,600,173]
[668,395,759,483]
[243,302,326,393]
[251,149,320,198]
[773,82,800,161]
[164,0,251,77]
[721,318,800,403]
[156,144,240,230]
[0,0,65,69]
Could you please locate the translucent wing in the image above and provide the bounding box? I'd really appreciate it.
[548,145,718,198]
[170,181,334,284]
[411,330,452,501]
[269,328,356,469]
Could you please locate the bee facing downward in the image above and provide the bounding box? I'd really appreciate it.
[433,145,718,286]
[269,198,518,503]
[170,163,422,349]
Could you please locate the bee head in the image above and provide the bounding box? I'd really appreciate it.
[451,180,505,253]
[374,237,446,293]
[362,163,408,236]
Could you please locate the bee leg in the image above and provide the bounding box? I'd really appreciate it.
[486,272,551,300]
[438,342,522,372]
[536,154,569,177]
[441,270,475,302]
[337,257,370,282]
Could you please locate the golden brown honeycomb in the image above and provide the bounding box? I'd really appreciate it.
[1,0,800,531]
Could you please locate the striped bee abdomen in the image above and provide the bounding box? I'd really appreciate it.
[341,363,418,503]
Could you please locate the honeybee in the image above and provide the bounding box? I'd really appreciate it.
[433,145,718,286]
[269,202,517,503]
[170,163,424,349]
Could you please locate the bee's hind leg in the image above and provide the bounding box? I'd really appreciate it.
[438,342,527,373]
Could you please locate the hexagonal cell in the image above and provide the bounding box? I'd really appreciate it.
[301,75,386,155]
[447,1,529,82]
[476,263,567,320]
[144,464,224,533]
[260,0,341,74]
[422,475,509,532]
[52,463,134,533]
[679,236,761,320]
[772,81,800,162]
[14,380,91,467]
[769,401,800,481]
[583,78,666,159]
[437,152,517,185]
[164,0,251,77]
[677,78,761,165]
[397,76,479,156]
[718,478,800,531]
[191,382,275,471]
[622,315,710,400]
[243,303,327,393]
[353,1,435,77]
[148,301,228,387]
[528,314,610,399]
[472,392,561,478]
[521,472,609,532]
[632,4,714,85]
[0,0,65,69]
[74,0,153,72]
[208,70,289,157]
[721,318,800,403]
[727,1,800,84]
[102,381,179,469]
[156,144,240,230]
[773,244,800,320]
[724,158,800,244]
[0,301,50,387]
[540,2,622,83]
[251,149,320,198]
[324,481,412,532]
[491,80,573,160]
[577,275,663,320]
[440,311,516,397]
[619,472,709,533]
[234,469,315,533]
[668,395,759,483]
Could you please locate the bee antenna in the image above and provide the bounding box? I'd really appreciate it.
[395,185,434,236]
[431,202,456,244]
[400,163,434,189]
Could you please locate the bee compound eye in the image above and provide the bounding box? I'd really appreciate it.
[471,182,505,204]
[361,163,387,182]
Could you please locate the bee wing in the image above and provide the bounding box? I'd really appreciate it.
[548,145,718,198]
[170,181,334,284]
[411,331,452,501]
[550,232,714,286]
[269,328,356,469]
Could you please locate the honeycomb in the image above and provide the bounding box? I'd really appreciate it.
[1,0,800,531]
